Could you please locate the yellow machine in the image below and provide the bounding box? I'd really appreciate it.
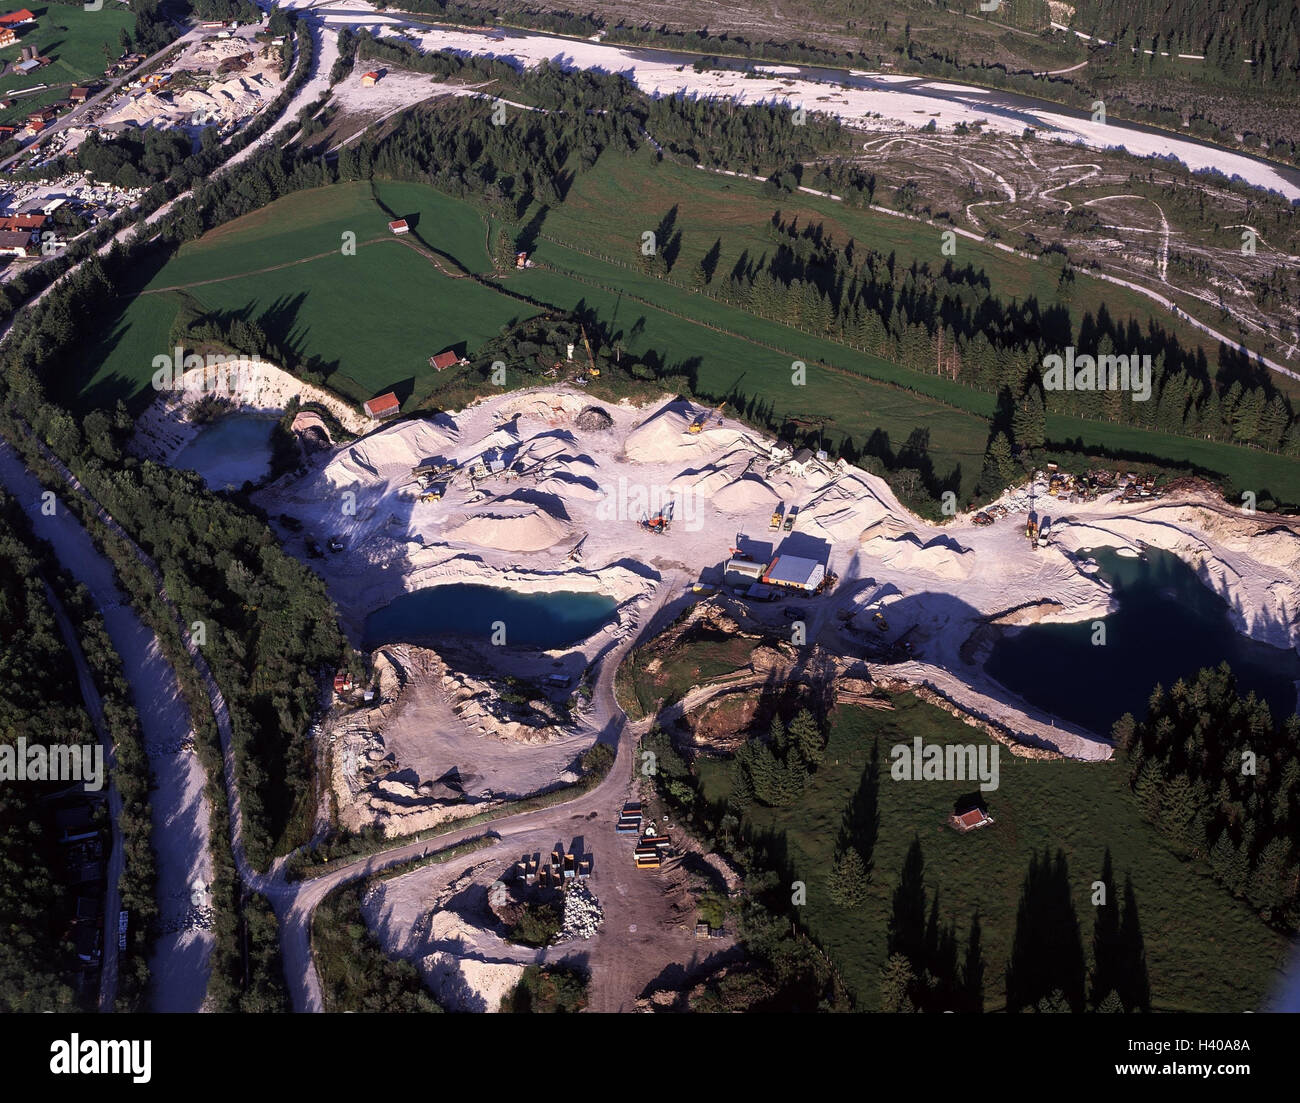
[1026,517,1039,547]
[770,503,784,530]
[687,402,725,435]
[580,325,600,377]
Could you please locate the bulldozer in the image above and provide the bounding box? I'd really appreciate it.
[770,503,784,530]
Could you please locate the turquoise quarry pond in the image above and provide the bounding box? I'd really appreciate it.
[364,584,617,650]
[987,547,1300,737]
[173,413,276,490]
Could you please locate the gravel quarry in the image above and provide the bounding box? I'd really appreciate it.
[250,385,1300,769]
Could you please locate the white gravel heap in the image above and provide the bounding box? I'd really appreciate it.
[557,882,603,942]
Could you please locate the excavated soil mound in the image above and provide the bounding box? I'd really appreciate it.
[575,405,614,432]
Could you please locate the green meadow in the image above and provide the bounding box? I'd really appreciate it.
[71,182,534,412]
[697,693,1292,1011]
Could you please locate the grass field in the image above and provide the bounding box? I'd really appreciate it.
[696,693,1291,1011]
[512,256,991,498]
[525,154,1300,505]
[73,182,535,411]
[72,167,1300,505]
[0,5,134,124]
[544,148,1239,376]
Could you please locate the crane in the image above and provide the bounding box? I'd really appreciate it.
[579,324,600,377]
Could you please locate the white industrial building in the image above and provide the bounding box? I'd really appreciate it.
[762,555,825,592]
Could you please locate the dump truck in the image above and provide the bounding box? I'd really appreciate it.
[784,507,798,532]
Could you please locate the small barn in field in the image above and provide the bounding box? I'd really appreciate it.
[363,392,400,419]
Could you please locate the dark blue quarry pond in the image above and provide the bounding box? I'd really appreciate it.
[174,413,276,490]
[987,547,1300,737]
[363,584,617,650]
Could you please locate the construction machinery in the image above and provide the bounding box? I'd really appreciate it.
[873,610,889,632]
[640,509,671,535]
[770,502,784,530]
[1026,515,1039,548]
[579,325,600,377]
[687,400,726,435]
[783,506,799,532]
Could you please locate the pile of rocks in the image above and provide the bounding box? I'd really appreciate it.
[557,883,603,942]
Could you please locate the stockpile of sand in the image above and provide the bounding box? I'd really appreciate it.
[670,465,734,499]
[422,952,524,1013]
[797,474,893,540]
[625,400,695,461]
[537,471,603,500]
[314,418,459,492]
[713,474,781,513]
[859,516,974,580]
[445,504,571,551]
[625,399,756,462]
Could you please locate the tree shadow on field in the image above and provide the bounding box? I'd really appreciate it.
[1004,847,1086,1012]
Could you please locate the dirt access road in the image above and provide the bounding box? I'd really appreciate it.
[266,567,693,1011]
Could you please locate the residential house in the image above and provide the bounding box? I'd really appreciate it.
[0,229,36,256]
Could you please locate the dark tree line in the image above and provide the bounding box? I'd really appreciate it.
[701,213,1300,466]
[1115,664,1300,929]
[0,492,156,1011]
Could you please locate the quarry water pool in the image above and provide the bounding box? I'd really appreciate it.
[173,413,276,490]
[987,547,1300,737]
[364,584,617,650]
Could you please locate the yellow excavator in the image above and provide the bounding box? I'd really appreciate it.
[687,401,726,435]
